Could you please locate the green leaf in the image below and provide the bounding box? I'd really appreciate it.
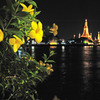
[22,80,24,84]
[17,18,21,24]
[10,22,18,27]
[33,11,41,17]
[13,86,15,92]
[35,76,42,82]
[43,54,47,60]
[29,70,34,76]
[16,12,29,17]
[7,28,24,37]
[33,18,40,22]
[6,0,15,14]
[23,71,28,77]
[12,16,17,20]
[5,41,14,54]
[8,69,10,74]
[19,20,25,24]
[25,91,29,94]
[26,62,29,66]
[15,0,18,2]
[30,94,35,100]
[17,16,31,23]
[5,84,9,89]
[28,1,37,8]
[35,71,38,74]
[20,0,25,3]
[50,50,55,55]
[32,60,38,64]
[30,80,36,86]
[46,60,55,63]
[0,16,4,29]
[0,83,3,87]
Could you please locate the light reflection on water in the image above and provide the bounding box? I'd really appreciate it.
[36,46,100,100]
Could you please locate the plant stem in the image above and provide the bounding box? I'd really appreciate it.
[7,93,13,100]
[7,88,19,100]
[5,17,13,30]
[5,1,20,30]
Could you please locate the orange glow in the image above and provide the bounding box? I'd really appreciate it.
[73,34,76,39]
[79,33,81,38]
[81,19,93,41]
[50,40,57,49]
[50,23,58,36]
[50,40,57,45]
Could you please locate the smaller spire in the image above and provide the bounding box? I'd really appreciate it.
[85,19,87,21]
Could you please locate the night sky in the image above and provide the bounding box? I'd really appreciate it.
[36,0,100,40]
[0,0,100,40]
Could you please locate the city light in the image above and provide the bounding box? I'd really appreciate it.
[62,46,65,52]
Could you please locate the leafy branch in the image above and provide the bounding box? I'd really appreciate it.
[43,51,56,63]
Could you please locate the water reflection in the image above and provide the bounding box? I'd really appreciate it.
[31,46,35,56]
[35,46,100,100]
[60,63,67,85]
[97,62,100,68]
[81,46,93,99]
[62,46,65,52]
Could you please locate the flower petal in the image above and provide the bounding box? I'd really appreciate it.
[31,21,37,30]
[0,29,4,42]
[26,37,30,41]
[28,4,33,10]
[13,35,23,44]
[38,30,43,37]
[22,38,25,44]
[13,35,20,40]
[30,10,34,16]
[29,30,36,39]
[50,28,55,32]
[35,34,42,43]
[13,44,18,52]
[37,21,42,30]
[16,39,23,45]
[13,42,21,52]
[9,38,16,45]
[54,31,58,36]
[20,3,28,11]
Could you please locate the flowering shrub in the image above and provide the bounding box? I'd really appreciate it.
[0,0,55,100]
[50,23,58,36]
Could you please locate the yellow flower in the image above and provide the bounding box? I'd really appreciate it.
[46,63,53,72]
[50,23,58,36]
[35,34,42,43]
[39,60,45,66]
[29,57,34,61]
[0,29,4,42]
[20,3,34,16]
[27,37,30,41]
[46,64,54,75]
[9,35,25,52]
[29,21,43,43]
[47,67,51,70]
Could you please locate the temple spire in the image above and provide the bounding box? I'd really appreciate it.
[81,19,92,41]
[84,19,88,26]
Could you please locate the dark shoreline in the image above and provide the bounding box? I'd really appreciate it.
[29,44,100,46]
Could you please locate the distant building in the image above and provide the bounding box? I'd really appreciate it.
[94,37,97,41]
[81,19,93,41]
[78,33,81,38]
[68,19,94,45]
[73,34,76,39]
[98,32,100,40]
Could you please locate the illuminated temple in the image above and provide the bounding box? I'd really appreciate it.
[81,19,93,41]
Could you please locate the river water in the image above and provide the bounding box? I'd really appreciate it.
[33,45,100,100]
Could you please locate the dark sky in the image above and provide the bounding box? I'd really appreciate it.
[36,0,100,40]
[0,0,100,40]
